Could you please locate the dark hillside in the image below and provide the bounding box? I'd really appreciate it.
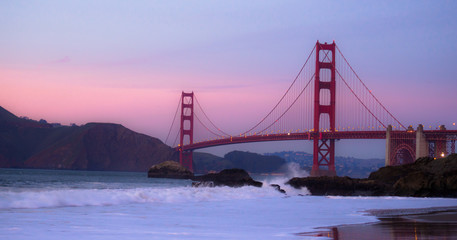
[0,106,177,171]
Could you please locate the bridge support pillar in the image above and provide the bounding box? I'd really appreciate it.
[451,140,456,154]
[435,125,447,158]
[179,92,194,171]
[386,125,416,166]
[180,150,193,172]
[311,41,336,176]
[311,138,336,176]
[385,125,392,166]
[416,124,429,160]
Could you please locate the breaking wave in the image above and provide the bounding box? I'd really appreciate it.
[0,184,304,210]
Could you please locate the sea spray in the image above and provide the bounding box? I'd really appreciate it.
[259,163,311,196]
[283,162,309,178]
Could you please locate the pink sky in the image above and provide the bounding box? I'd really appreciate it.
[1,1,456,158]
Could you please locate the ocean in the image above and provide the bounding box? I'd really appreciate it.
[0,168,456,240]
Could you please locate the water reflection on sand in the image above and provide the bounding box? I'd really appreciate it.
[298,210,457,240]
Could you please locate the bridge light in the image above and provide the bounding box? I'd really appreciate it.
[441,152,445,158]
[453,123,456,126]
[287,132,290,136]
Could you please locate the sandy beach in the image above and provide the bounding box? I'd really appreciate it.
[297,206,457,239]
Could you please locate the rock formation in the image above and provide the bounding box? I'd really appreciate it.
[270,184,286,194]
[287,176,385,196]
[192,169,263,187]
[148,161,193,179]
[287,154,457,198]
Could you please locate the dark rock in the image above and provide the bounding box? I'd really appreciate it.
[287,154,457,198]
[192,168,263,187]
[148,161,193,179]
[392,171,432,196]
[368,165,412,185]
[270,184,286,194]
[287,176,387,196]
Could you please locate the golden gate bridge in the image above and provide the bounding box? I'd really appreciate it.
[165,41,457,176]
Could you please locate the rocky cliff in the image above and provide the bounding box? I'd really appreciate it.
[287,154,457,198]
[0,106,177,171]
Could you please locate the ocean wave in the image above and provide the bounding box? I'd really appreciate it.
[0,185,298,210]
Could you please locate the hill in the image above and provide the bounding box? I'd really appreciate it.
[266,151,384,178]
[193,150,286,174]
[0,106,177,171]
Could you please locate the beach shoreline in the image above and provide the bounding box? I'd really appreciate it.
[297,205,457,239]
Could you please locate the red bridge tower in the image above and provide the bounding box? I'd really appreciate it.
[179,92,194,171]
[312,41,337,176]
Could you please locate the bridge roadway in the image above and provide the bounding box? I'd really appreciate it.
[180,130,457,151]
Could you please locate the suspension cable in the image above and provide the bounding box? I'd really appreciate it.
[172,130,180,147]
[335,45,405,129]
[336,68,386,128]
[241,45,316,135]
[194,112,226,138]
[165,96,182,145]
[258,73,315,133]
[194,95,231,136]
[316,42,385,129]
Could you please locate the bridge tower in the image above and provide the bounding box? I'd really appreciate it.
[179,92,194,171]
[311,41,336,176]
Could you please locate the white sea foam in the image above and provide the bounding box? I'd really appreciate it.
[0,185,288,210]
[2,169,457,240]
[0,164,314,210]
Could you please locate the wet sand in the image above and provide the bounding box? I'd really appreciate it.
[297,206,457,239]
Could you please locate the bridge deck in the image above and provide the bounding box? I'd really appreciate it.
[180,130,457,151]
